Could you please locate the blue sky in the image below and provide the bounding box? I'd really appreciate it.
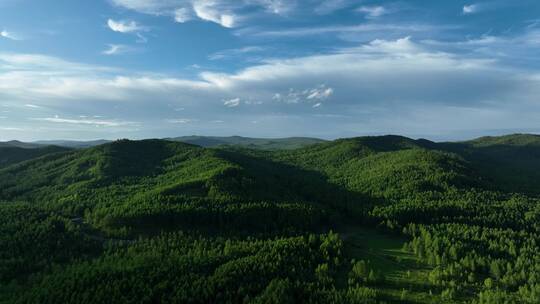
[0,0,539,141]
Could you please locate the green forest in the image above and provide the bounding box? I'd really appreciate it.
[1,134,540,303]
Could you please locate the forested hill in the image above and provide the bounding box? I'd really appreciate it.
[1,134,540,303]
[0,145,70,169]
[439,133,540,194]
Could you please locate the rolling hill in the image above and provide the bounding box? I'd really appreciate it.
[1,134,539,303]
[0,145,70,169]
[439,133,540,194]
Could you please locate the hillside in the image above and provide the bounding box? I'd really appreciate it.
[0,139,335,234]
[466,133,540,147]
[439,133,540,194]
[0,145,70,168]
[1,134,539,303]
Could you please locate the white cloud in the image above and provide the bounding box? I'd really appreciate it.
[33,116,136,127]
[463,4,479,14]
[224,97,241,107]
[356,6,387,18]
[420,30,540,62]
[0,127,24,131]
[110,0,294,28]
[314,0,353,15]
[306,86,333,100]
[166,118,196,123]
[208,46,264,60]
[193,1,236,28]
[25,104,42,109]
[174,7,192,23]
[107,19,146,33]
[246,0,295,15]
[245,23,451,38]
[273,85,333,105]
[1,35,540,138]
[361,36,419,54]
[0,29,20,40]
[110,0,182,15]
[102,44,133,55]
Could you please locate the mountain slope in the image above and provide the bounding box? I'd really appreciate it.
[0,146,70,169]
[0,139,334,235]
[440,133,540,194]
[267,135,479,201]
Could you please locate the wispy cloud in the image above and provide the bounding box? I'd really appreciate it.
[356,6,388,19]
[106,19,149,44]
[32,115,137,127]
[0,127,25,131]
[314,0,354,15]
[247,0,295,15]
[273,85,333,105]
[306,86,333,100]
[0,29,20,40]
[242,23,454,38]
[208,46,264,60]
[192,1,236,28]
[463,4,479,14]
[174,7,192,23]
[102,44,133,55]
[110,0,293,28]
[166,118,197,124]
[223,97,241,107]
[107,19,146,33]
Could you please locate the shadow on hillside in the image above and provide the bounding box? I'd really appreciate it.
[216,149,381,224]
[439,142,540,195]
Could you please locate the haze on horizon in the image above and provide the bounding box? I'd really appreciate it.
[0,0,539,142]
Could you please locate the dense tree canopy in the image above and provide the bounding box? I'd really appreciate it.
[1,134,539,303]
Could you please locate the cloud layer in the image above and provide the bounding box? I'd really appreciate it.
[110,0,299,28]
[1,33,539,139]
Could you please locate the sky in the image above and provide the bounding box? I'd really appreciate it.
[0,0,539,141]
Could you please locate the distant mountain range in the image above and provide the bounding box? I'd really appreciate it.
[0,136,327,150]
[166,136,326,150]
[0,140,43,149]
[32,139,111,149]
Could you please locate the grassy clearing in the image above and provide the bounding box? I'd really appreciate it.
[338,226,459,303]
